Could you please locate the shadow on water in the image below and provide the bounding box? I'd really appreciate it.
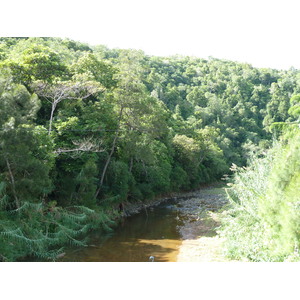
[62,200,186,262]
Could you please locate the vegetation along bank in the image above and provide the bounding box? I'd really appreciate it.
[0,37,299,261]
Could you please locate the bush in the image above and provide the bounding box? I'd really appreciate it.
[261,130,300,259]
[219,150,275,261]
[220,130,300,261]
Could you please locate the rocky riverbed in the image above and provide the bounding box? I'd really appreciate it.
[61,183,231,262]
[174,186,229,261]
[123,183,230,262]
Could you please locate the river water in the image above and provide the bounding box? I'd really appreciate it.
[61,186,227,262]
[62,199,186,262]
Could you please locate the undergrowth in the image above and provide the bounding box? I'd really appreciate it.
[219,128,300,261]
[0,186,115,261]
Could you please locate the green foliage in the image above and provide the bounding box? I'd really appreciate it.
[172,134,201,188]
[1,37,300,261]
[70,52,117,88]
[0,199,114,261]
[0,80,54,204]
[74,157,99,208]
[219,149,278,261]
[220,129,300,261]
[288,94,300,119]
[104,160,130,202]
[260,130,300,259]
[2,43,68,84]
[170,164,189,191]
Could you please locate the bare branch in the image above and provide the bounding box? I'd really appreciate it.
[53,138,104,155]
[31,80,104,134]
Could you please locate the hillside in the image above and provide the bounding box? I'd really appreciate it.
[0,37,299,261]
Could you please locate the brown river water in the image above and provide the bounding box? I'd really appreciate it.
[62,199,189,262]
[61,186,227,262]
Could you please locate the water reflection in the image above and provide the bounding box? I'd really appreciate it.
[63,201,184,262]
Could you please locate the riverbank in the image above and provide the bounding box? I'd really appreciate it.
[174,186,229,261]
[121,182,225,216]
[61,183,231,262]
[123,183,231,262]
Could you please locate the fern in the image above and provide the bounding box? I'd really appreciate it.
[0,197,115,261]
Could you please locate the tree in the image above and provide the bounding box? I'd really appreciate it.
[0,79,54,207]
[70,52,117,89]
[32,80,103,134]
[288,94,300,120]
[3,44,68,85]
[95,50,169,199]
[172,134,202,188]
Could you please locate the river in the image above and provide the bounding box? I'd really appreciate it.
[62,186,227,262]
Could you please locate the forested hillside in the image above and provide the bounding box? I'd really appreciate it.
[0,37,299,261]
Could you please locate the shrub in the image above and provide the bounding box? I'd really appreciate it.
[220,130,300,261]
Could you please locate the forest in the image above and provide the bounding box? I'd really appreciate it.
[0,37,299,261]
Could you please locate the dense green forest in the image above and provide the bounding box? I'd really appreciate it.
[0,37,299,261]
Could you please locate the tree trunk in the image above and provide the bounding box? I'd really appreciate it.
[94,106,124,200]
[48,102,57,135]
[94,133,119,199]
[129,157,134,173]
[6,158,20,209]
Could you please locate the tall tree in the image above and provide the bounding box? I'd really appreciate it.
[32,80,103,134]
